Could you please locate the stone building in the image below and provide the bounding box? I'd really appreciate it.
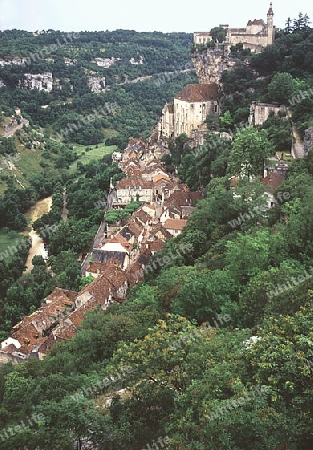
[194,3,274,52]
[159,83,219,140]
[115,177,154,204]
[248,101,287,126]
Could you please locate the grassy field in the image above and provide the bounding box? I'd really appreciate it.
[69,142,117,174]
[0,127,119,194]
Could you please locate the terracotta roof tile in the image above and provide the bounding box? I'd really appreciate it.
[164,191,202,209]
[127,220,142,237]
[125,262,144,286]
[164,219,188,231]
[79,265,128,305]
[131,209,150,226]
[147,240,164,252]
[116,177,153,190]
[153,173,171,183]
[175,84,219,102]
[55,324,77,341]
[149,223,172,240]
[261,173,285,192]
[111,233,133,251]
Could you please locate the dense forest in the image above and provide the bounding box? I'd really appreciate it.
[0,17,313,449]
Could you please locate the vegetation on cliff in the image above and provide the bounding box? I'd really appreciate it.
[0,17,312,450]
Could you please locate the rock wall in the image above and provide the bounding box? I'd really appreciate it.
[191,44,236,85]
[304,128,313,156]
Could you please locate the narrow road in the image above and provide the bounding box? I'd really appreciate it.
[80,190,116,274]
[117,68,195,86]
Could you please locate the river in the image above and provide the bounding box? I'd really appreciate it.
[23,196,52,274]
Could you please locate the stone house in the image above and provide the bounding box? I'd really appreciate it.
[164,218,188,236]
[248,101,287,126]
[115,177,153,204]
[93,235,133,269]
[261,172,285,208]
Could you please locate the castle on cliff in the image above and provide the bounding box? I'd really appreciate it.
[158,4,276,146]
[194,3,274,53]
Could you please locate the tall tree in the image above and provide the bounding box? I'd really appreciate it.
[227,127,274,178]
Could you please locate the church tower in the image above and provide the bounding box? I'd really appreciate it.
[267,3,274,45]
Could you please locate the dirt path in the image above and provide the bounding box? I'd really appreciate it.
[23,196,52,274]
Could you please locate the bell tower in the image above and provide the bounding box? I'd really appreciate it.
[267,3,274,44]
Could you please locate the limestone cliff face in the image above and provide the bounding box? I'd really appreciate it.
[191,44,236,85]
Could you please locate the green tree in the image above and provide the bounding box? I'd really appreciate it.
[267,72,297,104]
[228,127,274,177]
[210,27,227,43]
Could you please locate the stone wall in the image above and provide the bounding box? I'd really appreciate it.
[249,102,287,126]
[174,97,218,138]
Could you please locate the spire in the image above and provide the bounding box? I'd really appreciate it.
[268,2,274,16]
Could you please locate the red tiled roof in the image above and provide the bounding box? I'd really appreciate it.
[147,240,164,252]
[125,261,144,287]
[149,223,172,240]
[164,191,202,208]
[261,173,285,192]
[153,173,171,183]
[111,233,133,252]
[86,262,116,274]
[164,219,187,231]
[80,264,127,304]
[175,84,219,102]
[116,177,153,190]
[127,220,142,237]
[131,208,150,225]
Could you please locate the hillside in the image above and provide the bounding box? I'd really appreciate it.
[0,15,313,450]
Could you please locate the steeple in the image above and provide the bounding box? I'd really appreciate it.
[267,3,274,44]
[268,2,274,16]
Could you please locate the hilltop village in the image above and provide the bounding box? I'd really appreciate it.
[0,3,303,363]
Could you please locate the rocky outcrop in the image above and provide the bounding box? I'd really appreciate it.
[304,128,313,156]
[191,44,236,85]
[87,76,106,93]
[0,57,28,66]
[20,72,53,91]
